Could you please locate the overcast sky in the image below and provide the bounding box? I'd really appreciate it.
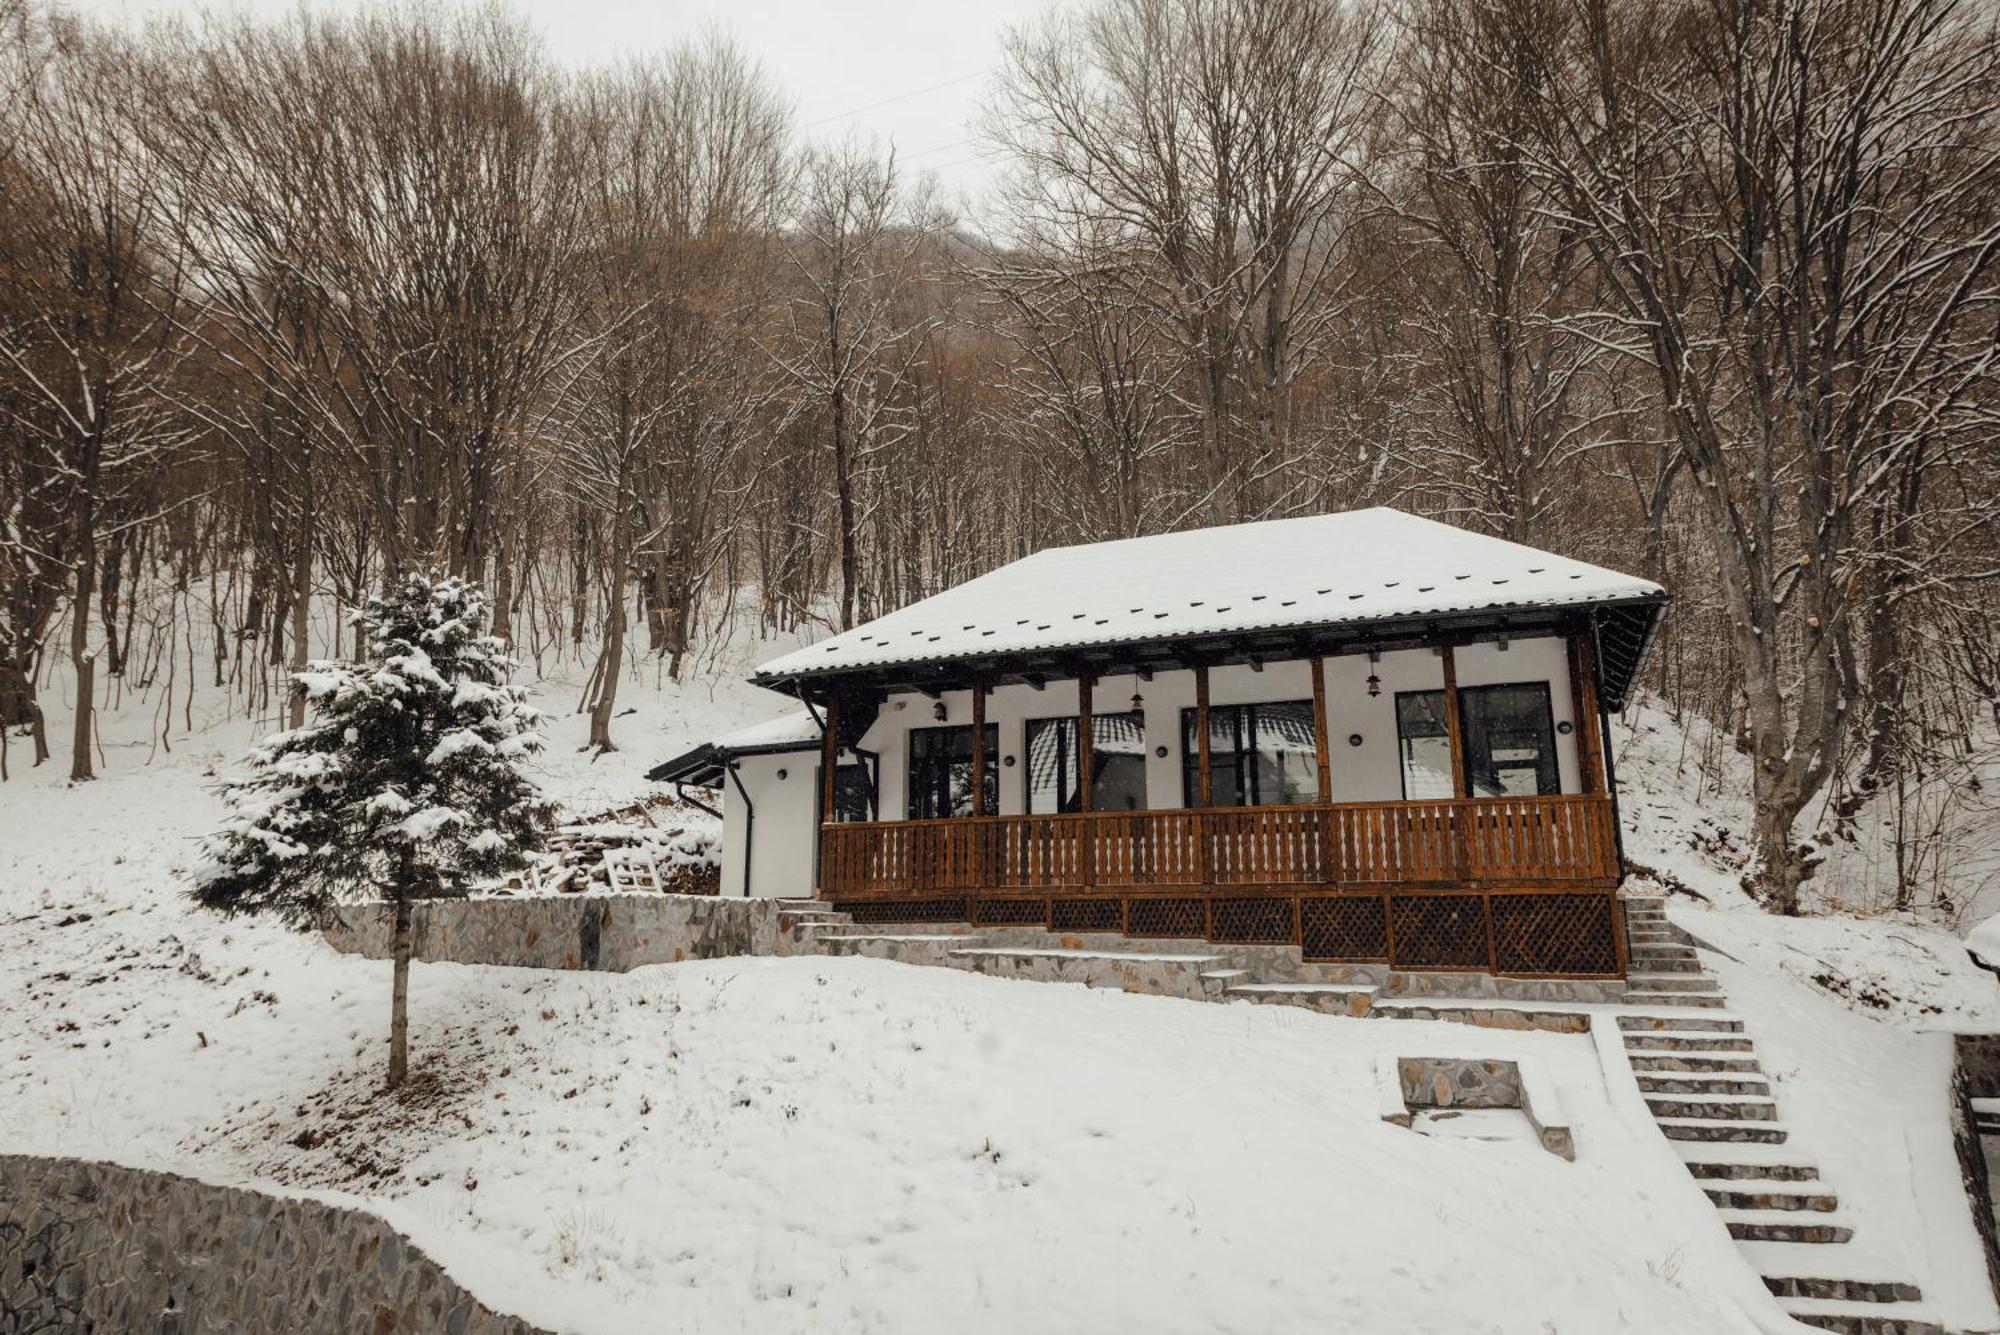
[69,0,1068,205]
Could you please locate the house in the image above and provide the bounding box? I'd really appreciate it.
[655,507,1667,981]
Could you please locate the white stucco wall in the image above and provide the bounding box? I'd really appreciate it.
[715,633,1591,897]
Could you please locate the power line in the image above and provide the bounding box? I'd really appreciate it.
[802,67,997,129]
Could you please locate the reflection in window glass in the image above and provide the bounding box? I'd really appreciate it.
[1179,701,1319,806]
[907,724,998,819]
[1024,712,1148,812]
[1396,691,1454,799]
[1462,683,1558,797]
[1396,683,1561,798]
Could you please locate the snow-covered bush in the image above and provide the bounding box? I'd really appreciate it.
[192,573,556,1087]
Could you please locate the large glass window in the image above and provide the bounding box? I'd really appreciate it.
[1180,701,1319,807]
[1395,692,1455,799]
[1024,712,1148,813]
[1462,683,1559,796]
[906,724,998,819]
[816,761,875,823]
[1396,683,1561,799]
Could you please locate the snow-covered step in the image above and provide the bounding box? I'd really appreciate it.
[818,932,990,965]
[1674,1141,1821,1177]
[1616,1011,1743,1033]
[1628,1050,1764,1073]
[1656,1117,1789,1144]
[945,946,1231,1001]
[1622,989,1730,1008]
[1223,981,1376,1016]
[1759,1271,1925,1304]
[1701,1180,1839,1212]
[1719,1207,1854,1244]
[1624,973,1721,993]
[1623,1028,1755,1052]
[1645,1092,1779,1121]
[1629,954,1703,974]
[1636,1069,1772,1097]
[1778,1295,1941,1335]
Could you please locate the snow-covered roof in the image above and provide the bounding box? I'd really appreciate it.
[715,708,821,754]
[754,508,1664,687]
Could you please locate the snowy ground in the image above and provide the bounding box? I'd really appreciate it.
[4,628,1999,1332]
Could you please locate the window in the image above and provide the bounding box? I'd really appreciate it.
[1180,701,1319,806]
[1395,692,1455,799]
[906,724,998,819]
[1024,712,1148,813]
[1396,682,1561,799]
[1462,683,1559,797]
[819,762,874,823]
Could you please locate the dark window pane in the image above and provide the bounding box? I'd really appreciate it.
[1026,713,1148,813]
[1461,683,1558,797]
[1396,691,1454,799]
[907,724,998,819]
[833,763,873,823]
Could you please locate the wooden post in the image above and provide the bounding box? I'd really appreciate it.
[1440,646,1470,882]
[1310,655,1332,803]
[1194,664,1212,891]
[1078,672,1095,888]
[817,694,840,897]
[1440,645,1468,799]
[1568,635,1605,795]
[1310,654,1333,886]
[970,685,988,815]
[1194,665,1213,806]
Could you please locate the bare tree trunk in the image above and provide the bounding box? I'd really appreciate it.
[588,488,629,752]
[288,461,314,729]
[388,885,412,1090]
[69,526,98,783]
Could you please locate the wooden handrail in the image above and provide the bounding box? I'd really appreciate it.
[820,794,1620,898]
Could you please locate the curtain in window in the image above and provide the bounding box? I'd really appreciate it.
[906,724,998,819]
[1179,701,1318,806]
[1025,712,1148,813]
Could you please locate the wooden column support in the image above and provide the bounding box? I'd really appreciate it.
[1568,635,1606,795]
[1440,645,1468,799]
[1194,665,1213,807]
[970,686,988,816]
[816,694,840,897]
[1077,673,1095,887]
[1310,655,1332,803]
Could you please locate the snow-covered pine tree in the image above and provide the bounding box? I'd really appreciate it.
[192,572,555,1089]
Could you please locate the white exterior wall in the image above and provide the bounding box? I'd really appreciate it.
[720,747,821,898]
[855,632,1584,816]
[714,633,1589,896]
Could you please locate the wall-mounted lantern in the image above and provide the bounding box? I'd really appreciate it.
[1366,647,1383,698]
[932,699,947,722]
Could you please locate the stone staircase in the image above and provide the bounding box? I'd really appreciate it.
[1617,898,1940,1335]
[776,894,1942,1333]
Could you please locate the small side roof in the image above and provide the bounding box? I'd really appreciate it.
[647,707,823,787]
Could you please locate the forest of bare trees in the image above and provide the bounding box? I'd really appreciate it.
[2,0,1997,918]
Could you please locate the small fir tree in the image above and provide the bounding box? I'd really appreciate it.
[193,573,554,1088]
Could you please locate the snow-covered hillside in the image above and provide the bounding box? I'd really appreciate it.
[3,632,1998,1333]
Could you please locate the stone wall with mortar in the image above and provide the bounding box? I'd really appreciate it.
[0,1154,548,1334]
[323,894,806,972]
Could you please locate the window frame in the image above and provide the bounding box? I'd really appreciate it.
[1178,699,1320,808]
[905,722,999,820]
[1394,681,1563,800]
[1022,711,1148,814]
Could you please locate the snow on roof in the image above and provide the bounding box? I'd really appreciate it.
[755,508,1664,683]
[715,708,822,753]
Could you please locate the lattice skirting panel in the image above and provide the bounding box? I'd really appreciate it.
[829,890,1624,977]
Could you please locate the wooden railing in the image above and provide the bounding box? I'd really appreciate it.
[818,794,1619,898]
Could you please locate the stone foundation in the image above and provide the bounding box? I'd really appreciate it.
[324,894,810,972]
[0,1155,549,1334]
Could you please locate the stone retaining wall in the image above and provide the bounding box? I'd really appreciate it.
[324,894,802,971]
[0,1154,549,1334]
